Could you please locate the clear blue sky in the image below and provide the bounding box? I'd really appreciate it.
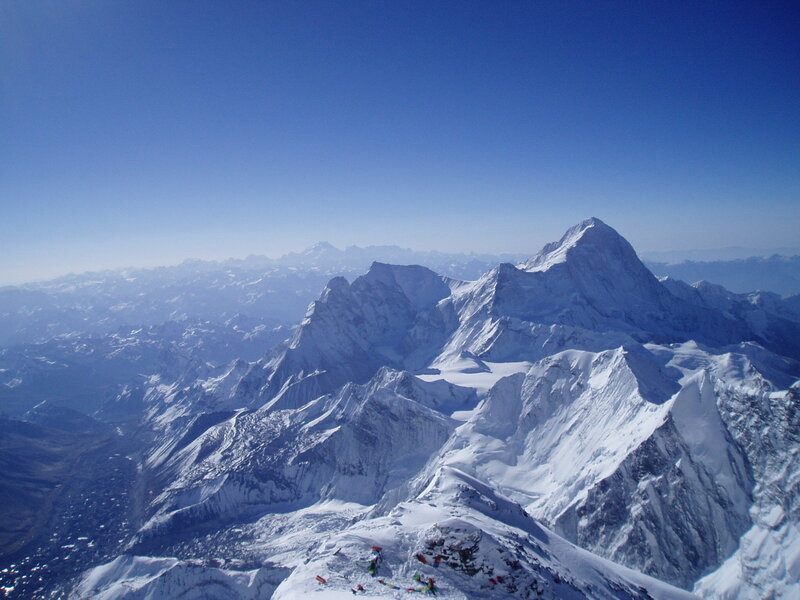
[2,1,798,283]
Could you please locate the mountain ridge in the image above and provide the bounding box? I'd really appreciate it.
[4,218,799,599]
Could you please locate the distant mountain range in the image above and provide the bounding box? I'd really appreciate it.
[0,247,527,347]
[644,255,800,296]
[3,241,800,350]
[640,246,800,263]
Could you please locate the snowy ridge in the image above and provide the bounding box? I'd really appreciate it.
[64,219,800,600]
[694,382,800,599]
[272,467,697,599]
[426,346,681,518]
[251,263,453,411]
[406,342,769,588]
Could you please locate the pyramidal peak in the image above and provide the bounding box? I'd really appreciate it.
[522,217,636,272]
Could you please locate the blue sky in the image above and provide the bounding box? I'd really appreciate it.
[2,1,798,283]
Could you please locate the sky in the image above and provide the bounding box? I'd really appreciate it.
[1,0,799,284]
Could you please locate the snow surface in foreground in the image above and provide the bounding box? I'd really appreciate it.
[273,468,697,600]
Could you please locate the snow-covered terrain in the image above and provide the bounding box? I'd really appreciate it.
[2,218,799,599]
[273,467,698,600]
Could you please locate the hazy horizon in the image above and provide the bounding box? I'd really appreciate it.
[3,231,799,288]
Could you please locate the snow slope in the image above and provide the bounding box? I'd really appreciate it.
[134,368,467,545]
[273,467,698,600]
[408,342,779,588]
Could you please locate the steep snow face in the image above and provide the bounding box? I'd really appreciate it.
[523,218,650,276]
[273,467,698,600]
[259,263,454,410]
[438,273,639,365]
[556,371,753,588]
[694,384,800,600]
[73,555,288,600]
[136,369,465,546]
[412,343,790,589]
[518,218,690,330]
[430,346,680,519]
[438,219,760,371]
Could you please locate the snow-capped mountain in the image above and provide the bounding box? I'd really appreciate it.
[410,342,793,590]
[152,219,797,423]
[135,368,465,547]
[263,263,455,409]
[0,245,525,347]
[79,219,800,599]
[4,219,799,599]
[446,218,795,359]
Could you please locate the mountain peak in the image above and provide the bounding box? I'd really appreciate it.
[361,262,451,312]
[304,241,340,255]
[577,216,607,229]
[522,217,633,272]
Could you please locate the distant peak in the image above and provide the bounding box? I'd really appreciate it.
[305,241,339,254]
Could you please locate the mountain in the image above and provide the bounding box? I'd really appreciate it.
[76,218,800,599]
[273,467,697,600]
[134,368,466,548]
[436,218,799,365]
[639,247,800,263]
[410,342,794,590]
[645,254,800,296]
[3,218,799,599]
[0,245,526,347]
[0,319,294,419]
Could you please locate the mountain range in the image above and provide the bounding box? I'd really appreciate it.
[1,218,798,599]
[645,255,800,297]
[3,238,799,350]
